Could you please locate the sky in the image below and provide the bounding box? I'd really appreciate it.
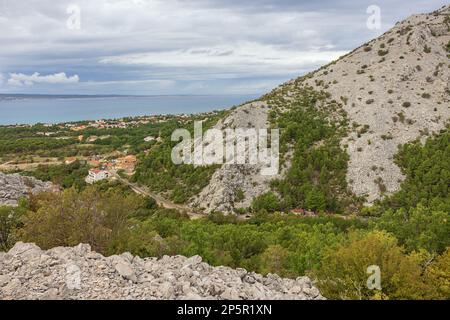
[0,0,448,95]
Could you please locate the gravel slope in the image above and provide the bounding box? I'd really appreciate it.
[0,242,324,300]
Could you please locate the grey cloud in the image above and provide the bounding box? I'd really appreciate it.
[0,0,448,95]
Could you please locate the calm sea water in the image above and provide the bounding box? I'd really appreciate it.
[0,95,258,125]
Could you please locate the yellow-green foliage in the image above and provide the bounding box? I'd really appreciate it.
[425,248,450,299]
[18,186,144,254]
[310,231,446,300]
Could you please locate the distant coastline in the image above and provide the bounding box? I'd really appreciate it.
[0,93,251,100]
[0,94,258,126]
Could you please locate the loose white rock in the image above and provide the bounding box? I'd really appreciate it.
[0,243,324,300]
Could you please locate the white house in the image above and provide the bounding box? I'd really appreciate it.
[86,169,110,184]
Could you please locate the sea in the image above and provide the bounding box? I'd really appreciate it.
[0,95,258,125]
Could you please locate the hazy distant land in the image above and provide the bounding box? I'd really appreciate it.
[0,94,257,125]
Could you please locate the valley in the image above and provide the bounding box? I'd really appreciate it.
[0,4,449,301]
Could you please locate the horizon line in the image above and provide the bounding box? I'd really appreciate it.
[0,93,259,98]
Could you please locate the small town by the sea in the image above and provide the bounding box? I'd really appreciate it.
[0,110,222,186]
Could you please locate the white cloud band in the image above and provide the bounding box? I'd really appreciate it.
[7,72,80,86]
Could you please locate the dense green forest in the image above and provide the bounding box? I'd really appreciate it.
[133,112,226,203]
[1,125,448,299]
[264,87,358,213]
[0,178,448,299]
[379,128,450,213]
[22,161,89,190]
[246,86,363,215]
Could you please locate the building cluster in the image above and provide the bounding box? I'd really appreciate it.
[4,110,221,133]
[106,155,137,175]
[82,154,138,184]
[64,115,171,131]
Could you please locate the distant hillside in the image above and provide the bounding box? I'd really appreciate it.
[191,4,450,213]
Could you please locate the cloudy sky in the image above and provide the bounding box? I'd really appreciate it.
[0,0,447,95]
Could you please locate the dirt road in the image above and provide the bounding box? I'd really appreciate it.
[111,172,205,220]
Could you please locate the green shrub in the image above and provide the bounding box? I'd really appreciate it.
[252,192,281,213]
[311,231,439,300]
[402,102,411,108]
[373,204,450,253]
[18,186,144,254]
[235,189,245,202]
[0,204,26,251]
[380,127,450,213]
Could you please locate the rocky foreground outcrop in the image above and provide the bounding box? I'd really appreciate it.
[0,173,55,206]
[0,242,324,300]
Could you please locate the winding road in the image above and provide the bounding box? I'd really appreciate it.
[111,172,205,220]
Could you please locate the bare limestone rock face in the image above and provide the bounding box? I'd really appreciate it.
[0,243,324,300]
[192,5,450,210]
[0,173,56,206]
[191,101,284,213]
[274,5,450,203]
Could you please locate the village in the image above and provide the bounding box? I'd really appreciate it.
[0,111,222,175]
[64,115,181,132]
[2,112,207,132]
[82,154,137,184]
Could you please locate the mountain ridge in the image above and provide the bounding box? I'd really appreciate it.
[192,4,450,213]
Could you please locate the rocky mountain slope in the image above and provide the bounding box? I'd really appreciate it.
[299,5,450,203]
[190,101,279,213]
[0,173,56,206]
[0,242,323,300]
[192,5,450,212]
